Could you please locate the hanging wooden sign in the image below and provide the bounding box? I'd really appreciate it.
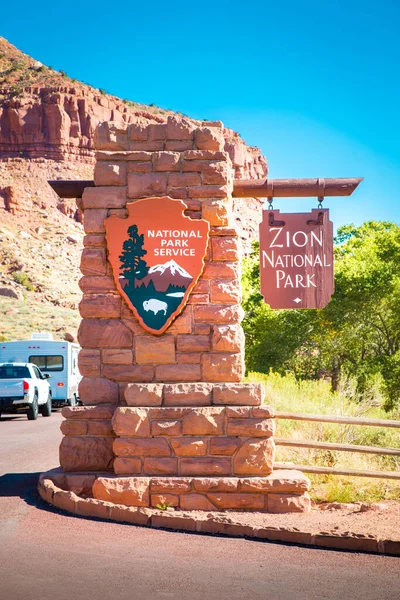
[259,208,334,309]
[105,196,209,334]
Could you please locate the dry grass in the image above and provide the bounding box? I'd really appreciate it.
[246,371,400,503]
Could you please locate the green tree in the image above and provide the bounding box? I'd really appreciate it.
[242,222,400,409]
[119,224,149,291]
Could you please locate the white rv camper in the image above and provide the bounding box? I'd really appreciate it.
[0,333,81,406]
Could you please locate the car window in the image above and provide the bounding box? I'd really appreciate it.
[29,355,64,372]
[32,365,43,379]
[0,366,31,379]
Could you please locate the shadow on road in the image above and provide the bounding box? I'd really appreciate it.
[0,472,42,497]
[0,472,59,514]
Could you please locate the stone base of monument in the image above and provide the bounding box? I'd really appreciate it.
[38,469,311,514]
[52,383,311,514]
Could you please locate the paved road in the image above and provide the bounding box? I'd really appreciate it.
[0,411,399,600]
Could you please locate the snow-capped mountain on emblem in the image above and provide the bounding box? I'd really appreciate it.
[139,260,193,292]
[105,197,210,335]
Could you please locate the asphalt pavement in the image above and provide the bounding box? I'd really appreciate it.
[1,411,399,600]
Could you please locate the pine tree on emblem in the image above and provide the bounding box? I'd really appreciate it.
[119,224,149,291]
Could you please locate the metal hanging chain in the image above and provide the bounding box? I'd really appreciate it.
[267,180,274,210]
[318,177,325,209]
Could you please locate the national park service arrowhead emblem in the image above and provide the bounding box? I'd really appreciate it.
[105,196,210,335]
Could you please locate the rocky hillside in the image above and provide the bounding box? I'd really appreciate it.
[0,37,267,342]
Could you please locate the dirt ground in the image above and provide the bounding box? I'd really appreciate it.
[197,500,400,540]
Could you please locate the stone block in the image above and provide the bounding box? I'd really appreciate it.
[182,159,203,172]
[213,383,264,406]
[212,324,244,353]
[83,209,108,234]
[239,470,311,493]
[170,438,207,456]
[102,349,133,365]
[252,406,275,418]
[155,364,201,382]
[102,364,154,382]
[163,382,213,406]
[124,383,163,406]
[202,161,229,185]
[227,418,275,437]
[202,353,244,382]
[183,150,227,161]
[87,420,114,436]
[195,126,224,151]
[165,140,193,151]
[201,199,231,226]
[79,276,116,294]
[151,494,180,508]
[181,407,224,435]
[78,377,119,405]
[194,323,211,335]
[209,437,239,455]
[210,280,241,304]
[79,294,121,319]
[113,457,142,475]
[82,186,127,209]
[226,407,250,418]
[193,304,242,324]
[129,122,149,141]
[180,494,216,511]
[153,151,180,171]
[151,420,182,436]
[192,477,238,492]
[176,353,202,364]
[149,123,167,141]
[267,493,311,514]
[80,248,107,276]
[83,234,106,247]
[78,319,132,348]
[78,349,101,378]
[143,458,178,475]
[167,308,193,334]
[109,505,152,525]
[168,187,188,199]
[150,478,191,493]
[176,334,211,353]
[64,473,96,497]
[211,236,240,261]
[149,407,191,420]
[93,476,150,506]
[189,185,228,199]
[94,162,126,186]
[135,336,175,364]
[112,408,150,437]
[130,141,164,151]
[94,121,129,151]
[114,437,171,457]
[60,420,87,436]
[166,116,195,140]
[128,172,167,198]
[60,436,114,472]
[128,161,152,173]
[207,493,264,511]
[169,172,201,187]
[180,458,231,476]
[61,405,116,419]
[202,261,240,280]
[233,438,275,476]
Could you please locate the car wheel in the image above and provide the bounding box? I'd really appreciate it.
[27,394,39,420]
[41,392,52,417]
[68,395,76,407]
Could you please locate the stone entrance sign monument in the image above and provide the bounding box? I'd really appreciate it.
[48,117,311,514]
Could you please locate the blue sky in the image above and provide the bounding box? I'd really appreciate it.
[2,1,399,230]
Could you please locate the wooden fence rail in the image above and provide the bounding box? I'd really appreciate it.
[274,411,400,480]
